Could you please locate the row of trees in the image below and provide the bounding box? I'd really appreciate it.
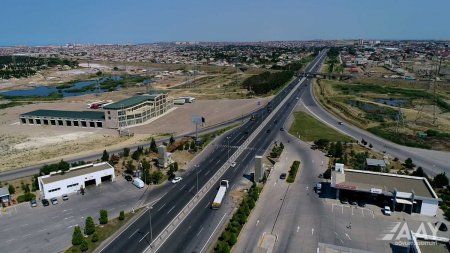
[215,183,261,253]
[269,142,284,158]
[242,71,294,95]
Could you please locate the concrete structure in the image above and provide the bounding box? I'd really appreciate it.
[38,162,115,199]
[158,145,168,168]
[103,91,173,129]
[20,110,104,128]
[0,187,10,205]
[365,158,387,171]
[331,164,440,216]
[254,155,263,182]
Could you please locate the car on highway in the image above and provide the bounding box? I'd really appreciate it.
[230,162,237,167]
[42,199,49,206]
[266,129,271,133]
[280,127,284,131]
[171,177,182,184]
[383,206,391,216]
[280,173,287,179]
[296,97,299,100]
[30,199,37,207]
[51,197,58,205]
[124,175,133,181]
[62,194,69,201]
[338,121,343,125]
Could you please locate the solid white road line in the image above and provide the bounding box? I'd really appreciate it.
[179,184,186,191]
[345,233,351,240]
[188,185,195,192]
[157,203,167,212]
[196,226,204,237]
[199,213,227,253]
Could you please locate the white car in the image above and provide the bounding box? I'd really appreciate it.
[230,162,237,167]
[171,177,182,184]
[51,197,58,205]
[384,206,391,216]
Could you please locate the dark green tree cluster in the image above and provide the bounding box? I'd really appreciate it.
[269,142,284,158]
[326,47,340,73]
[131,146,144,160]
[167,162,179,179]
[72,226,84,246]
[215,184,261,253]
[433,173,449,189]
[99,209,108,224]
[314,139,330,150]
[242,71,294,95]
[40,159,70,175]
[101,150,110,162]
[350,151,369,170]
[85,216,96,235]
[0,55,78,79]
[328,141,343,158]
[150,138,158,153]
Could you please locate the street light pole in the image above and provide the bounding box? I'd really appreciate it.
[147,205,153,245]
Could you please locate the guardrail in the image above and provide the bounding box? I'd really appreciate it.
[145,53,325,253]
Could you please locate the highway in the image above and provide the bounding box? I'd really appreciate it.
[300,74,450,175]
[98,52,328,253]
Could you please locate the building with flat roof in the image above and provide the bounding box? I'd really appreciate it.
[38,162,115,199]
[365,158,387,171]
[19,91,173,129]
[103,91,173,128]
[331,164,439,216]
[20,110,105,128]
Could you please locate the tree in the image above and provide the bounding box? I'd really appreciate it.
[433,173,449,188]
[173,162,179,171]
[99,209,108,224]
[131,150,140,161]
[150,171,164,184]
[150,138,158,153]
[190,141,196,150]
[323,168,332,179]
[184,143,190,150]
[123,147,130,157]
[72,226,83,246]
[8,184,15,194]
[228,232,237,246]
[85,216,95,235]
[119,211,125,221]
[101,150,109,162]
[368,143,373,149]
[403,158,415,170]
[314,139,329,150]
[80,238,88,252]
[279,142,284,150]
[91,232,99,242]
[412,167,427,178]
[169,135,175,145]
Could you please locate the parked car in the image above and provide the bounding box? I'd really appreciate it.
[350,200,358,206]
[230,162,237,167]
[171,177,182,184]
[42,199,49,206]
[384,206,392,216]
[358,201,366,207]
[340,198,349,204]
[338,121,343,125]
[30,199,37,207]
[266,129,271,133]
[437,222,448,231]
[280,127,284,131]
[51,198,58,205]
[280,173,287,179]
[62,194,69,201]
[124,175,133,181]
[132,178,145,189]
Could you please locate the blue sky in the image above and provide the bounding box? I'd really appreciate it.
[1,0,449,46]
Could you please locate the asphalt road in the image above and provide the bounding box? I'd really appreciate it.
[300,75,450,175]
[98,52,328,253]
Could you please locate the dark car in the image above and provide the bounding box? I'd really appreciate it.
[350,200,358,205]
[280,173,287,180]
[358,201,366,207]
[340,198,349,204]
[125,175,133,181]
[42,199,50,206]
[266,129,271,133]
[280,127,284,131]
[437,222,448,231]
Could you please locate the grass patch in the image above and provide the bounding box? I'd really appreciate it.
[367,126,432,149]
[0,101,30,109]
[289,111,351,142]
[2,91,63,101]
[65,212,135,253]
[286,161,301,183]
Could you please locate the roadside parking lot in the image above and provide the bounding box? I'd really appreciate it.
[0,177,161,253]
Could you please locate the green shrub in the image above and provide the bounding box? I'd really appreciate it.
[72,226,83,246]
[85,216,95,235]
[8,184,15,194]
[91,232,99,242]
[228,232,237,246]
[99,209,108,224]
[287,161,301,183]
[17,193,35,203]
[80,238,88,252]
[119,211,125,221]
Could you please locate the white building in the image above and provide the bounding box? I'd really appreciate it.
[38,162,115,199]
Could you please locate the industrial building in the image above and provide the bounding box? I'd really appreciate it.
[103,91,173,128]
[20,110,105,128]
[38,162,115,199]
[19,91,173,129]
[331,164,440,217]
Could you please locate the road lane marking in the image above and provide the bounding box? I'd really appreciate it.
[256,220,260,226]
[196,226,204,237]
[179,184,186,191]
[334,232,338,236]
[167,206,175,214]
[63,209,73,212]
[204,202,210,209]
[37,228,47,233]
[345,233,351,240]
[205,170,210,176]
[129,229,139,239]
[157,203,166,212]
[188,185,195,192]
[5,238,15,243]
[297,226,300,232]
[23,233,32,238]
[139,232,149,243]
[20,223,29,227]
[312,228,314,235]
[64,216,74,220]
[199,213,227,253]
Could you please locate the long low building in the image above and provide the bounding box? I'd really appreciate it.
[331,164,440,216]
[38,162,115,199]
[20,110,105,128]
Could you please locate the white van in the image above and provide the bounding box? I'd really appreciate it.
[316,183,322,193]
[133,178,145,189]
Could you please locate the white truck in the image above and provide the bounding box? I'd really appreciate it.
[211,180,229,209]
